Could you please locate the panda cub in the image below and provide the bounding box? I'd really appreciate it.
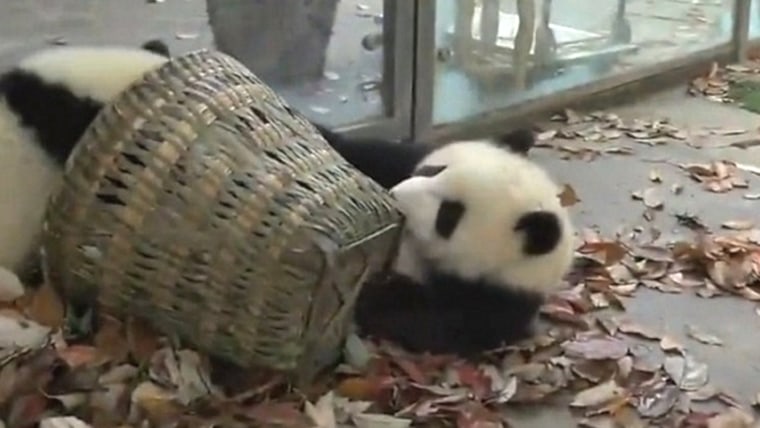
[0,40,171,282]
[354,140,575,356]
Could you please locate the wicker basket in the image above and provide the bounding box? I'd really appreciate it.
[41,49,402,382]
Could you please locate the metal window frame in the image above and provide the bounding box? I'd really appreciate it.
[411,0,753,143]
[333,0,416,141]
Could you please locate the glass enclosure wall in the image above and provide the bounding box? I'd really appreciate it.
[750,0,760,38]
[0,0,755,139]
[0,0,410,134]
[431,0,737,125]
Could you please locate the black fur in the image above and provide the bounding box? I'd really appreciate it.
[514,211,562,256]
[413,164,447,178]
[0,40,169,166]
[0,70,102,166]
[141,39,171,58]
[354,270,542,356]
[434,200,465,239]
[492,128,534,155]
[314,124,535,190]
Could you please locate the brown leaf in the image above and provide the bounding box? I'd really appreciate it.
[540,301,587,327]
[707,258,754,289]
[664,354,709,391]
[635,383,680,418]
[570,379,625,408]
[721,220,755,231]
[245,401,311,428]
[57,345,100,369]
[25,283,65,329]
[562,335,628,360]
[642,187,664,209]
[558,184,581,207]
[451,363,492,400]
[685,324,723,346]
[6,393,49,428]
[94,315,129,362]
[455,401,504,428]
[536,130,557,141]
[336,376,393,401]
[126,316,161,364]
[706,407,755,428]
[577,241,628,266]
[659,335,685,353]
[630,344,663,373]
[617,319,661,340]
[649,169,662,183]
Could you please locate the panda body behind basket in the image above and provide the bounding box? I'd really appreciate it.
[41,50,402,380]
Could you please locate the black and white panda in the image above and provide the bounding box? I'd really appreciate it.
[353,140,575,357]
[312,123,536,190]
[0,40,171,283]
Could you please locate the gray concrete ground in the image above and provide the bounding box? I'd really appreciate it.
[506,87,760,427]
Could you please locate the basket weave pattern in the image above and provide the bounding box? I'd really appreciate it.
[42,50,401,378]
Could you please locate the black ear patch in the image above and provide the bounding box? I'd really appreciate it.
[141,39,171,57]
[414,164,447,177]
[435,200,465,239]
[492,128,535,156]
[514,211,561,256]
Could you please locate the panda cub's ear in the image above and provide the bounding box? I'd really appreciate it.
[413,164,447,177]
[513,211,562,256]
[492,128,535,156]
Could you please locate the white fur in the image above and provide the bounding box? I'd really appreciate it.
[0,105,62,272]
[17,46,168,103]
[0,46,168,273]
[391,143,574,294]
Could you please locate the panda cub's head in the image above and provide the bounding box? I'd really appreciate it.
[391,141,574,294]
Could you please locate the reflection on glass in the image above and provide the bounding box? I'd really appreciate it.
[749,0,760,38]
[433,0,736,125]
[0,0,387,128]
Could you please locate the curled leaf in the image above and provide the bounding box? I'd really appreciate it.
[558,184,581,207]
[570,379,625,408]
[562,336,628,360]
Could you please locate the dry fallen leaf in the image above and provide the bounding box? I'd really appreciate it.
[686,324,723,346]
[706,407,756,428]
[721,220,755,231]
[659,335,685,353]
[642,187,664,209]
[94,315,129,362]
[126,317,161,364]
[664,354,709,391]
[305,391,337,428]
[562,335,629,360]
[558,184,581,207]
[25,283,65,329]
[353,413,412,428]
[570,379,625,408]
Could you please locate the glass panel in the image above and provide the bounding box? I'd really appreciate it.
[750,0,760,38]
[433,0,736,125]
[1,0,389,128]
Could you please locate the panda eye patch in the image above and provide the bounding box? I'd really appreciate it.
[435,199,465,239]
[413,164,447,177]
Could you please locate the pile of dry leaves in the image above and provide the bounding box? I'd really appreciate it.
[688,61,759,103]
[535,109,697,161]
[2,225,760,427]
